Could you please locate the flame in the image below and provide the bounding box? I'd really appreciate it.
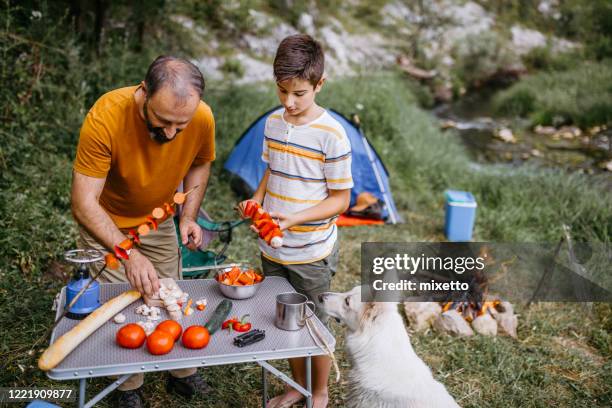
[477,300,501,316]
[440,300,502,322]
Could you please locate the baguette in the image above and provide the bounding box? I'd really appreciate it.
[38,289,142,371]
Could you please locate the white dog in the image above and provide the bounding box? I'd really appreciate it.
[319,287,460,408]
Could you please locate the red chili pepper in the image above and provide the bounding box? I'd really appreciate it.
[222,317,239,333]
[264,229,276,243]
[233,321,252,332]
[114,245,129,260]
[163,202,176,216]
[252,208,269,222]
[146,216,159,231]
[253,218,268,230]
[128,229,141,245]
[232,314,251,332]
[244,201,259,218]
[258,222,275,239]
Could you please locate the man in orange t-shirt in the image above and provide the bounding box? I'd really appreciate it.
[71,56,214,405]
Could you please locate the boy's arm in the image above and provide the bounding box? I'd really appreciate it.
[271,188,350,231]
[237,167,270,217]
[251,167,270,204]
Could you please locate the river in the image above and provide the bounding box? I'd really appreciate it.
[432,88,612,176]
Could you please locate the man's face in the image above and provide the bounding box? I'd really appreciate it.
[143,85,200,144]
[276,77,323,117]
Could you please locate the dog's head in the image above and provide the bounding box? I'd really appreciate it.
[319,286,385,332]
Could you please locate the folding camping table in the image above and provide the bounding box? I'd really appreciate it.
[47,277,335,408]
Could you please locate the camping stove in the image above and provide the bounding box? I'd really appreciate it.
[64,249,103,320]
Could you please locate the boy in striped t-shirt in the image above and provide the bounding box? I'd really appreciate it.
[238,34,352,408]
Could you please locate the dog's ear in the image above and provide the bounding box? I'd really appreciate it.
[358,302,383,331]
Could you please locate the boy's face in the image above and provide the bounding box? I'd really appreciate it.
[276,77,324,117]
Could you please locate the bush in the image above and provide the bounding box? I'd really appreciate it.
[494,87,536,117]
[451,31,516,88]
[221,58,245,78]
[493,60,612,127]
[522,47,577,72]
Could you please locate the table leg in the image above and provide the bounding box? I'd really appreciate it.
[84,374,131,408]
[78,378,86,408]
[262,364,268,408]
[257,361,311,399]
[305,356,312,408]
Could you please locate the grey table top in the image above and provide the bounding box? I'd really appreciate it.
[48,277,335,380]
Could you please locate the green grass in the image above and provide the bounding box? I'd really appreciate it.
[2,73,611,407]
[1,2,611,407]
[493,60,612,128]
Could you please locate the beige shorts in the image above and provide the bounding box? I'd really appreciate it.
[77,217,181,283]
[261,240,339,325]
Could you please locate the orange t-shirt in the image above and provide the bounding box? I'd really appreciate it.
[73,86,215,229]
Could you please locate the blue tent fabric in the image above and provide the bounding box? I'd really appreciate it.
[224,107,402,224]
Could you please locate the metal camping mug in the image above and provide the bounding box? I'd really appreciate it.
[275,292,316,331]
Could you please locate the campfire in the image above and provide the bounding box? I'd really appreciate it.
[404,246,519,338]
[404,298,518,338]
[404,272,516,337]
[440,300,501,323]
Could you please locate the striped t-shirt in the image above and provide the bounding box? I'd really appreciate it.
[260,107,353,264]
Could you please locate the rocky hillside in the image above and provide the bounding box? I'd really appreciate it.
[175,0,580,100]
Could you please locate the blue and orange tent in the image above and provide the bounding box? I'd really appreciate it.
[224,107,402,224]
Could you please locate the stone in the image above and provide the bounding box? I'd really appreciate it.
[498,301,514,315]
[404,302,442,332]
[471,313,498,336]
[534,125,556,136]
[496,128,517,143]
[433,310,474,337]
[511,25,546,55]
[531,149,543,157]
[297,13,316,35]
[494,312,518,338]
[555,126,582,140]
[440,120,457,129]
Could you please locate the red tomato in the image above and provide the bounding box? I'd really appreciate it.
[182,326,210,349]
[116,324,146,349]
[156,320,182,341]
[146,330,175,355]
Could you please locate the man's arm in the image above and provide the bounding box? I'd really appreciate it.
[71,171,127,250]
[179,161,212,249]
[71,171,159,296]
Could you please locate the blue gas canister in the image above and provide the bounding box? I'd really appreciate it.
[64,249,102,320]
[444,190,477,241]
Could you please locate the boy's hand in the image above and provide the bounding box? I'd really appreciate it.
[236,199,259,219]
[269,211,298,231]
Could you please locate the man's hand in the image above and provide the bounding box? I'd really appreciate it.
[179,216,202,251]
[124,249,160,297]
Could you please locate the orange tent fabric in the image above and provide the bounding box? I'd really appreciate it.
[336,214,385,227]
